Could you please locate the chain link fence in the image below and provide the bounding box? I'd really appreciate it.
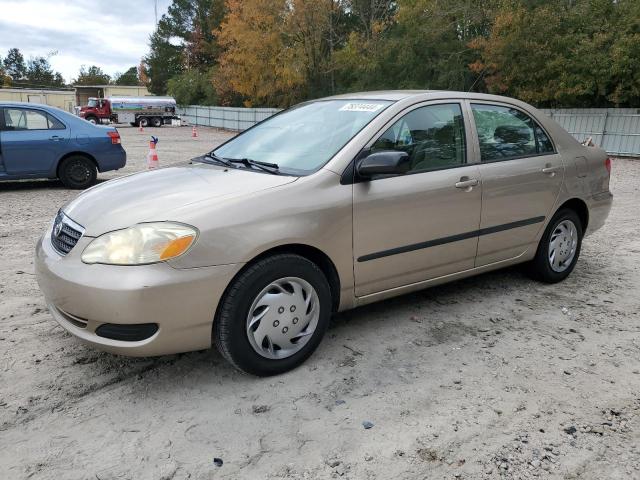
[178,105,640,157]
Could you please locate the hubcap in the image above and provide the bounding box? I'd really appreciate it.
[69,163,90,183]
[246,277,319,360]
[548,219,578,272]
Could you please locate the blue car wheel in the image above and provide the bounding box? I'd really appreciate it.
[58,156,97,189]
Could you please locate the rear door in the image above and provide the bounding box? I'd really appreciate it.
[352,101,482,296]
[469,102,563,266]
[0,107,69,175]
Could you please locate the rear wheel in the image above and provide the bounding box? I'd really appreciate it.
[152,117,162,127]
[214,254,332,376]
[58,156,97,189]
[528,208,583,283]
[138,117,150,128]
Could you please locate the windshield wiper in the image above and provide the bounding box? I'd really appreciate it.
[194,152,236,168]
[227,158,280,174]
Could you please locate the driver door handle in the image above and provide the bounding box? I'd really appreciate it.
[49,135,61,141]
[455,177,479,189]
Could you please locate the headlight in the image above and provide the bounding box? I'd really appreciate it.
[81,222,198,265]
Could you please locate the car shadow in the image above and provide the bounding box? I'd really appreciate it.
[45,264,536,400]
[330,264,532,331]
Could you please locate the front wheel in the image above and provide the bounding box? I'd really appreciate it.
[58,156,97,189]
[214,254,332,376]
[528,209,583,283]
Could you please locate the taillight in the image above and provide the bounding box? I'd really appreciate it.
[107,130,121,144]
[605,157,612,174]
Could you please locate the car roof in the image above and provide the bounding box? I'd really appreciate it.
[320,90,533,106]
[1,101,48,106]
[0,101,108,129]
[321,90,435,101]
[0,101,64,111]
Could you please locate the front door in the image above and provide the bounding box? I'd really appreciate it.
[469,102,564,266]
[0,107,69,175]
[353,102,482,297]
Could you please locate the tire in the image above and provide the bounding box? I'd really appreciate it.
[86,116,98,124]
[152,117,162,127]
[528,208,583,283]
[58,156,97,189]
[138,117,150,128]
[214,254,332,376]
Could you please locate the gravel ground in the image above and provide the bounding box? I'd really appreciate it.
[0,126,639,479]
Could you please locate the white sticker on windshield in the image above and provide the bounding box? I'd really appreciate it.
[339,103,384,112]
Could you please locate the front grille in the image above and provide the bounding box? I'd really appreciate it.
[51,212,84,255]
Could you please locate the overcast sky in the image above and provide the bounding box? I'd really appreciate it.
[0,0,172,83]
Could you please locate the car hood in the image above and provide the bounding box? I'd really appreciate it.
[63,163,298,236]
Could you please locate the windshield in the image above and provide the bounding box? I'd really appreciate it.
[213,99,392,175]
[87,99,98,108]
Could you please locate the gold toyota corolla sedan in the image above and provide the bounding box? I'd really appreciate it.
[35,91,612,375]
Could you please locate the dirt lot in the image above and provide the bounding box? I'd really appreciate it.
[0,125,639,480]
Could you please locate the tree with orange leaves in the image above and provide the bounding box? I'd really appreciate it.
[215,0,340,106]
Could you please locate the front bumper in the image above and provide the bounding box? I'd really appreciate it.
[35,229,242,356]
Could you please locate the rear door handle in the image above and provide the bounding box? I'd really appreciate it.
[49,136,61,141]
[542,165,561,175]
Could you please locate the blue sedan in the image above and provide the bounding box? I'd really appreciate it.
[0,102,126,189]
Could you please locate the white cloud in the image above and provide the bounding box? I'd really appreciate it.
[0,0,172,83]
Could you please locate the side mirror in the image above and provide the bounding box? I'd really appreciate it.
[357,151,411,177]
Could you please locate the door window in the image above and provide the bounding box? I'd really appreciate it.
[471,104,554,161]
[535,125,554,154]
[371,103,466,173]
[3,108,64,131]
[47,114,65,129]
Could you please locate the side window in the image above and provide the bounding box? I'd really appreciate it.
[535,125,554,154]
[47,114,65,129]
[471,104,553,161]
[3,108,55,131]
[4,109,27,130]
[371,103,466,173]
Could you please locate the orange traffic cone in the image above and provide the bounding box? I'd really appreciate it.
[192,125,198,138]
[138,123,144,133]
[147,136,159,169]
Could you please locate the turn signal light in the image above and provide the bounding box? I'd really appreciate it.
[159,236,196,260]
[605,157,612,174]
[107,131,121,144]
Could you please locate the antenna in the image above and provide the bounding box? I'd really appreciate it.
[154,0,158,25]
